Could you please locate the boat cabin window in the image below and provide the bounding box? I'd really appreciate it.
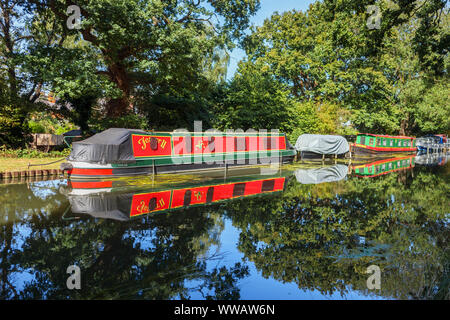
[377,139,381,146]
[383,140,387,146]
[389,140,393,147]
[369,138,374,145]
[360,136,366,145]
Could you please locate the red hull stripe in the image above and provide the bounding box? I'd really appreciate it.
[70,168,113,176]
[70,181,113,189]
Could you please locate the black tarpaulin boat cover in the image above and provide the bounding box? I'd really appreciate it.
[295,164,348,184]
[69,194,131,221]
[67,128,147,164]
[294,134,349,155]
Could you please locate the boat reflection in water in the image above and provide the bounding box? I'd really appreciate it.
[415,152,449,167]
[351,154,415,178]
[63,152,443,221]
[63,167,291,221]
[294,164,349,184]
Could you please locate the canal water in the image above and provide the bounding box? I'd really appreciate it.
[1,154,448,300]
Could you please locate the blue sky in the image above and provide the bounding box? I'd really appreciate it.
[226,0,316,79]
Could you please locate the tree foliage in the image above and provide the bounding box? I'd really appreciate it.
[219,0,449,136]
[1,0,448,147]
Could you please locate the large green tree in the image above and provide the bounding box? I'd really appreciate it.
[227,0,448,136]
[36,0,260,118]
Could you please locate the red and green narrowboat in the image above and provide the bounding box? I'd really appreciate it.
[350,133,416,156]
[61,128,296,179]
[351,155,415,178]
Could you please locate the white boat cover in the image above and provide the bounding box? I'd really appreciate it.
[295,164,348,184]
[294,134,349,155]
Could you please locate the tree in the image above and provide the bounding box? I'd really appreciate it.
[36,0,260,118]
[212,61,293,133]
[231,0,448,135]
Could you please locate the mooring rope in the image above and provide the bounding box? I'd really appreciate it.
[26,135,75,169]
[27,157,66,169]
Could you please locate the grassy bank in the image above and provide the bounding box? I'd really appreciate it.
[0,157,65,173]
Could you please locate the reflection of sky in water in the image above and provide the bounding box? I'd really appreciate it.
[28,180,66,199]
[185,219,387,300]
[0,161,448,300]
[6,217,388,300]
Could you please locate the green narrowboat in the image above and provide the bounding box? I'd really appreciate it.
[352,155,415,178]
[350,133,416,155]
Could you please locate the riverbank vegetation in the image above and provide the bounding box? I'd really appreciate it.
[0,0,448,150]
[0,157,63,172]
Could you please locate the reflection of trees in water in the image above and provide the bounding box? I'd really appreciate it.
[0,182,248,300]
[1,181,68,299]
[226,167,449,299]
[0,165,448,300]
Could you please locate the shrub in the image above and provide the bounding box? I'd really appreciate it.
[0,146,71,158]
[27,112,77,135]
[0,103,31,149]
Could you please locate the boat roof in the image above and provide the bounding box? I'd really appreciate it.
[294,134,349,155]
[357,133,415,139]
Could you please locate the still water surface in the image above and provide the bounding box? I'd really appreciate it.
[1,154,449,300]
